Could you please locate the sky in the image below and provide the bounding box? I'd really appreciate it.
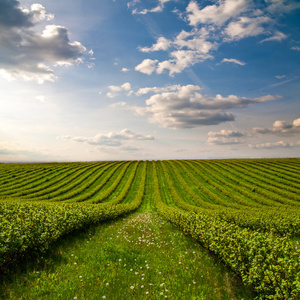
[0,0,300,162]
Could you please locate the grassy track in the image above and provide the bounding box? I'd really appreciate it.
[0,158,300,299]
[0,212,254,300]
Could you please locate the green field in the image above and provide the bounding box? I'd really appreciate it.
[1,159,300,299]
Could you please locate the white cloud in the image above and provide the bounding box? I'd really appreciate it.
[128,84,277,129]
[156,49,214,76]
[252,117,300,136]
[135,0,296,76]
[59,129,154,147]
[207,129,247,144]
[135,85,181,96]
[249,140,300,149]
[291,46,300,51]
[130,0,174,14]
[260,31,288,43]
[136,28,217,75]
[135,59,159,75]
[0,1,86,83]
[293,118,300,127]
[186,0,249,26]
[110,101,127,108]
[106,82,132,98]
[221,58,246,65]
[121,67,130,72]
[224,16,271,41]
[139,37,171,52]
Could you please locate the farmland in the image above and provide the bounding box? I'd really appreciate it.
[0,159,300,299]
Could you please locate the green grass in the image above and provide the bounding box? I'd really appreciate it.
[0,211,254,300]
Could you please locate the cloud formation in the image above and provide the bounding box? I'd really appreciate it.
[207,129,247,144]
[260,31,288,43]
[128,84,277,129]
[0,0,86,83]
[186,0,249,26]
[266,0,300,13]
[129,0,174,15]
[136,28,216,75]
[135,85,181,96]
[59,129,154,147]
[221,58,246,65]
[224,16,270,41]
[135,0,294,75]
[252,118,300,136]
[106,82,132,98]
[209,117,300,148]
[249,141,300,149]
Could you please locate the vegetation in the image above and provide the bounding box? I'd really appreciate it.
[0,158,299,299]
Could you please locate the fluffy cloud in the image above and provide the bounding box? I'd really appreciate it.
[106,82,132,98]
[249,141,300,149]
[139,37,171,52]
[136,28,216,75]
[129,84,277,129]
[0,0,86,83]
[210,117,300,148]
[186,0,249,26]
[59,129,154,147]
[221,58,246,65]
[252,118,300,136]
[207,129,247,144]
[135,59,159,75]
[135,0,294,76]
[260,31,288,43]
[224,16,270,41]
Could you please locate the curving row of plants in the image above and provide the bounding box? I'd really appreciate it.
[152,161,300,299]
[155,161,300,237]
[0,161,147,270]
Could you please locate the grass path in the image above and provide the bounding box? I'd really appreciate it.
[1,211,254,300]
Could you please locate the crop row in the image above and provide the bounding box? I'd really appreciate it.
[152,161,300,299]
[192,160,300,206]
[0,161,147,269]
[216,160,300,199]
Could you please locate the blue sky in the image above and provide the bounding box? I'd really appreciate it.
[0,0,300,162]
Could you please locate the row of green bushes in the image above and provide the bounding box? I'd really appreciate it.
[152,161,300,299]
